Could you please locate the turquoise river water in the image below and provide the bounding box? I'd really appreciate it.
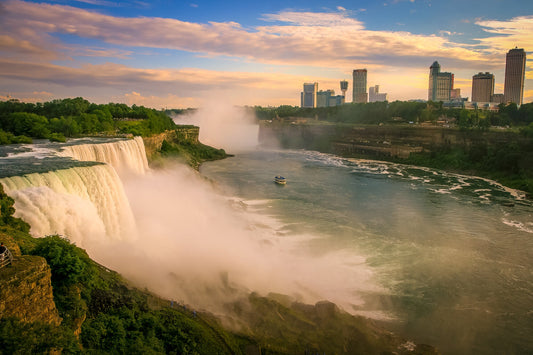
[200,148,533,355]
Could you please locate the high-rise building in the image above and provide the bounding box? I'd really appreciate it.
[504,47,526,105]
[352,69,368,103]
[472,72,495,103]
[301,82,318,108]
[428,61,454,102]
[368,85,388,102]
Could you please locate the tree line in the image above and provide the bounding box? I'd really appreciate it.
[0,97,177,144]
[252,101,533,130]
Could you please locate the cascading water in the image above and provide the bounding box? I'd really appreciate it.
[58,136,149,175]
[1,165,136,247]
[0,137,147,248]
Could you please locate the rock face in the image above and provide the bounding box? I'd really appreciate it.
[0,255,61,326]
[259,122,528,159]
[142,127,199,159]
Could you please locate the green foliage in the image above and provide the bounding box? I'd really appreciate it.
[252,101,533,129]
[159,139,227,169]
[0,184,30,233]
[48,132,66,142]
[520,122,533,138]
[0,318,79,354]
[30,235,97,289]
[0,97,177,140]
[0,129,32,145]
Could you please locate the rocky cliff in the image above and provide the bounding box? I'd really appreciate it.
[142,126,199,159]
[259,121,528,158]
[0,247,61,326]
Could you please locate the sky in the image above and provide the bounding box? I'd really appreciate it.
[0,0,532,109]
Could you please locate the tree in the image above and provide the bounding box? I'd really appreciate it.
[31,235,96,288]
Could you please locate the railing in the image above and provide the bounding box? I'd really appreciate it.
[0,247,13,268]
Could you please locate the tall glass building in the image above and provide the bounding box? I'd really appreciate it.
[504,48,526,105]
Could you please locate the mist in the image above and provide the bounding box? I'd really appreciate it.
[171,102,260,153]
[89,161,382,315]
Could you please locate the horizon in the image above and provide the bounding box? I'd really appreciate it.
[0,0,532,109]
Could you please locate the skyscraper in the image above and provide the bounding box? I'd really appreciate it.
[504,47,526,105]
[352,69,368,103]
[472,72,495,103]
[428,61,453,102]
[301,82,318,108]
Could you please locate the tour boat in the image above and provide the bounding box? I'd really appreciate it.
[274,175,287,185]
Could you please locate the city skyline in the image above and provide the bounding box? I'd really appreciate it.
[0,0,532,109]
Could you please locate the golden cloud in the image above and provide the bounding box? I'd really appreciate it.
[0,0,501,70]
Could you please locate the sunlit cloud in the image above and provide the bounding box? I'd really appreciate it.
[1,0,497,70]
[0,91,54,103]
[0,0,531,105]
[475,16,533,53]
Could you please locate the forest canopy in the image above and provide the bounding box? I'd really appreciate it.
[0,97,177,144]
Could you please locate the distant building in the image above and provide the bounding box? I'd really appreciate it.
[301,82,318,108]
[504,47,526,105]
[340,80,348,101]
[317,90,335,107]
[368,85,388,102]
[330,95,345,107]
[491,93,505,104]
[352,69,368,103]
[472,72,495,103]
[317,89,344,107]
[428,61,454,102]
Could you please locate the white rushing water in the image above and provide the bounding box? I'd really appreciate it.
[58,136,149,175]
[1,149,138,248]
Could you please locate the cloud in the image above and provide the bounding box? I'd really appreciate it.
[0,91,54,103]
[1,0,497,70]
[260,10,364,28]
[475,16,533,53]
[0,34,59,59]
[0,0,531,105]
[0,58,348,106]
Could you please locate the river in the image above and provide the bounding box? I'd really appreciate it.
[200,148,533,355]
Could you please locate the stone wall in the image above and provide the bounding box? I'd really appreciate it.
[0,255,61,325]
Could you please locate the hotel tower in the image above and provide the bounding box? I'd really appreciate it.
[352,69,368,103]
[503,47,526,105]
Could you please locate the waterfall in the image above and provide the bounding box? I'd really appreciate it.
[0,164,136,247]
[0,137,148,247]
[59,136,149,175]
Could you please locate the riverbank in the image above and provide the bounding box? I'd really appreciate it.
[259,121,533,197]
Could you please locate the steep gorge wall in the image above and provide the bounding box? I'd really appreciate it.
[0,252,61,326]
[142,126,199,159]
[260,122,526,158]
